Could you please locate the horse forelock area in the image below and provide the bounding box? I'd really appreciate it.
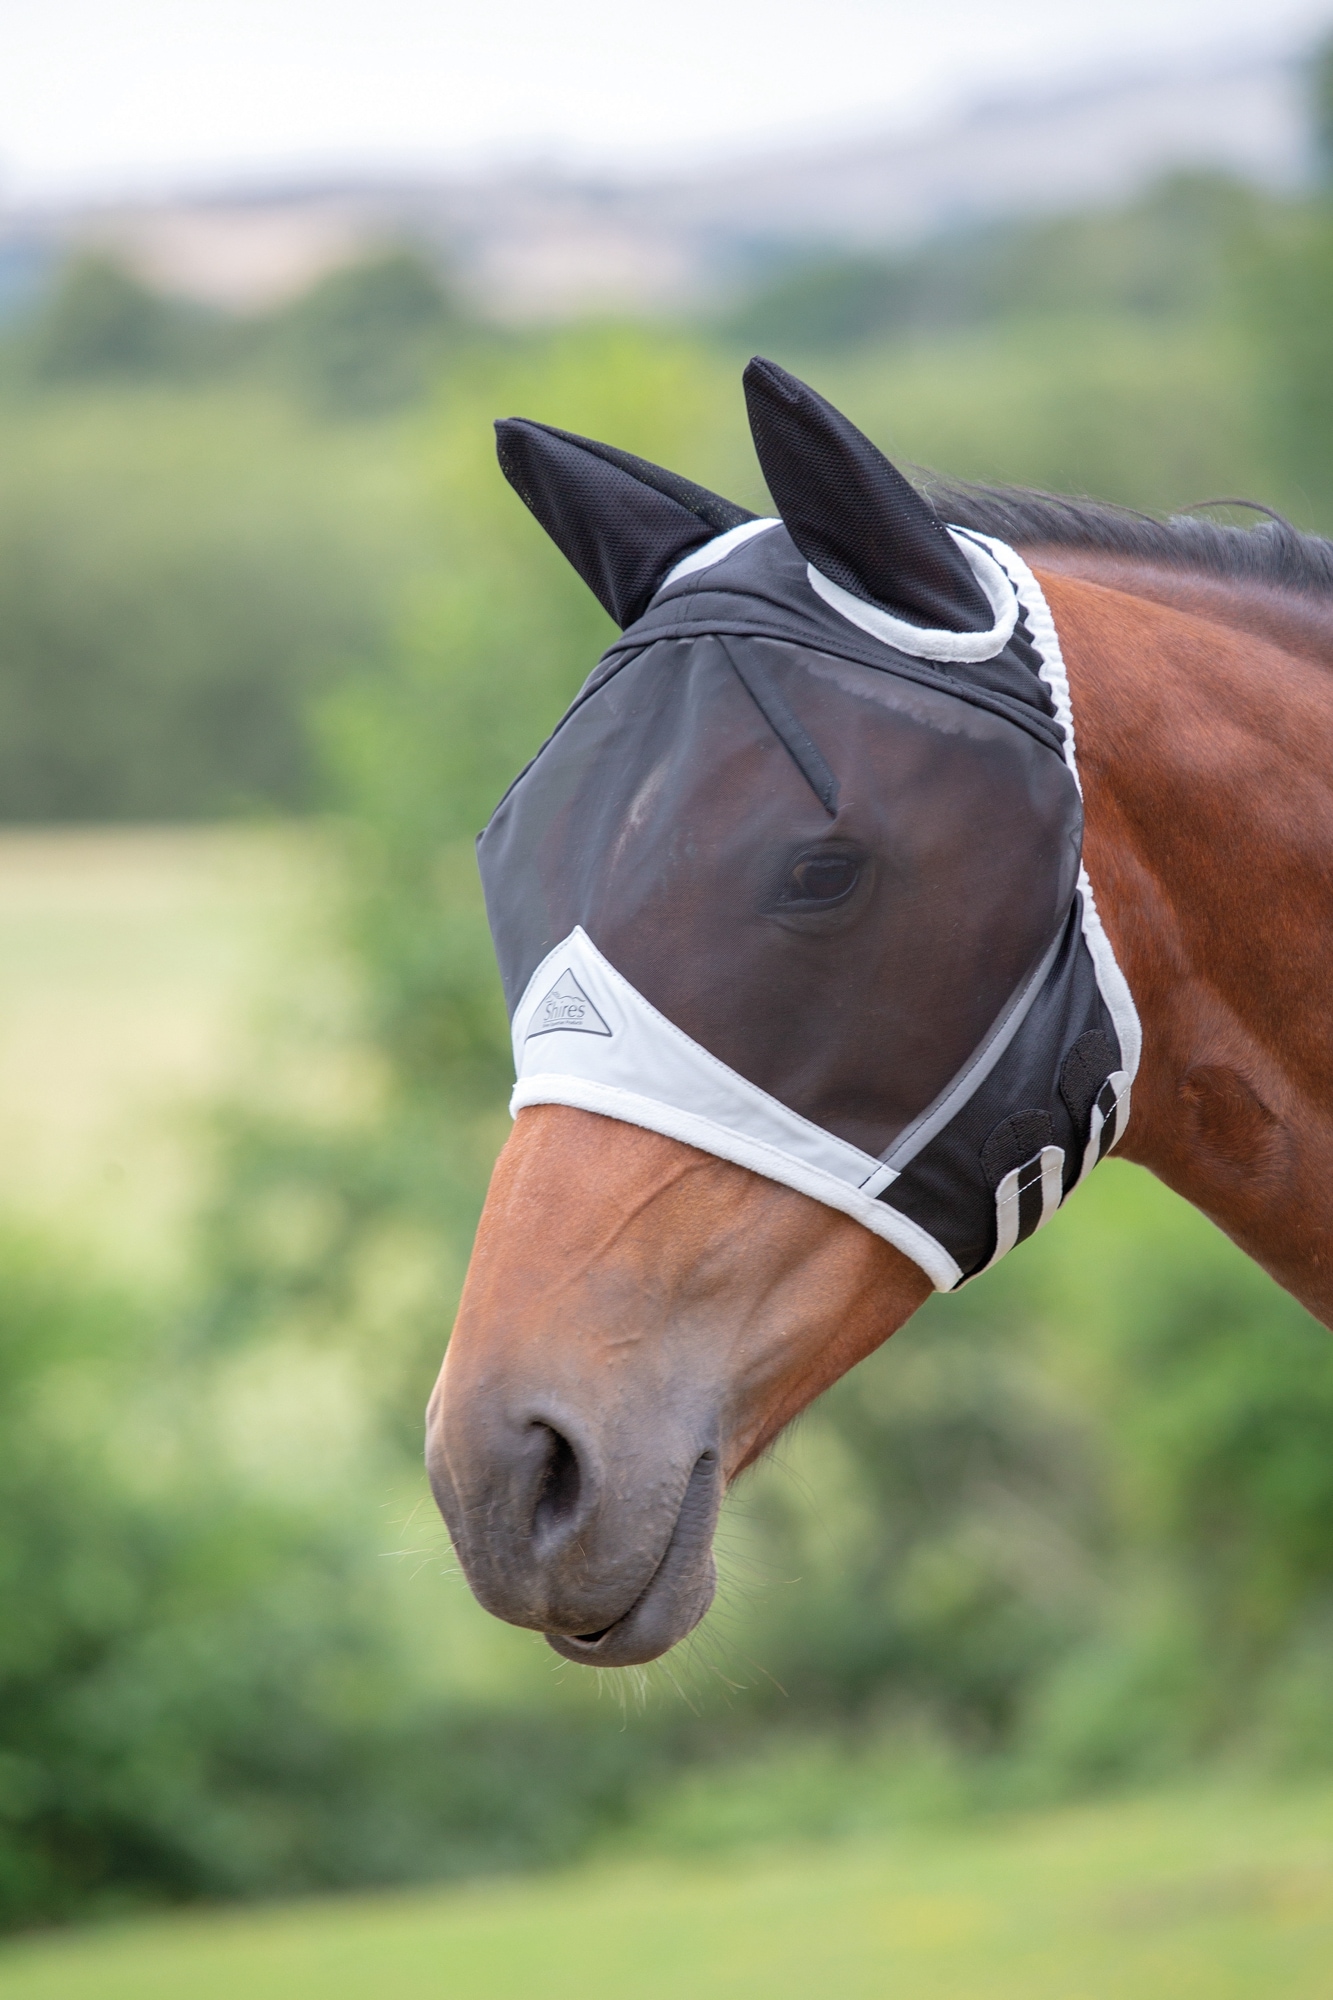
[927,479,1333,602]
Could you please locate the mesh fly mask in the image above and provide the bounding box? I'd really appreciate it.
[478,360,1140,1290]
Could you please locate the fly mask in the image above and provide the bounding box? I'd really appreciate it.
[477,360,1140,1290]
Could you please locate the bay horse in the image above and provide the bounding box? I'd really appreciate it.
[427,358,1333,1669]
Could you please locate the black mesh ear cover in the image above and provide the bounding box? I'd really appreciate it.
[742,358,994,634]
[495,418,755,628]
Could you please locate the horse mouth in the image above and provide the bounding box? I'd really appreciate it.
[544,1450,721,1668]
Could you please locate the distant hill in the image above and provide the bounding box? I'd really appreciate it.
[0,47,1314,322]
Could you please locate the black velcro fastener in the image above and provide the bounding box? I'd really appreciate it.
[722,639,840,815]
[1059,1030,1117,1127]
[981,1109,1054,1190]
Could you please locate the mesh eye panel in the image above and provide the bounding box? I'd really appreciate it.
[495,418,754,629]
[743,357,994,634]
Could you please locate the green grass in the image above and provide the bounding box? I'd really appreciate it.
[3,1783,1333,1999]
[0,825,331,1273]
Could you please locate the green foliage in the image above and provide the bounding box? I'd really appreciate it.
[20,257,225,385]
[10,247,463,412]
[727,1322,1103,1744]
[722,175,1262,354]
[271,251,460,417]
[0,181,1310,825]
[957,1170,1333,1786]
[0,246,475,820]
[821,315,1269,512]
[0,1223,672,1928]
[0,392,426,819]
[1237,198,1333,524]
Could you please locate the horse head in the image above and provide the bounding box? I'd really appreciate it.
[426,361,1137,1666]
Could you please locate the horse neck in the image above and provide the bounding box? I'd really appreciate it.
[1032,556,1333,1327]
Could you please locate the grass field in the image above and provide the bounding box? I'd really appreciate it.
[2,1783,1332,1999]
[0,824,327,1273]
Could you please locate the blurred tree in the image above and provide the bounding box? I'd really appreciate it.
[272,250,460,417]
[0,394,420,819]
[23,255,222,383]
[721,174,1262,355]
[725,1309,1106,1743]
[0,1224,666,1930]
[1235,204,1333,527]
[1225,34,1333,528]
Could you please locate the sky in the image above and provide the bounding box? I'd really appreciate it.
[2,0,1332,199]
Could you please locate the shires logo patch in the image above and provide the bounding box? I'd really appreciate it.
[526,969,611,1039]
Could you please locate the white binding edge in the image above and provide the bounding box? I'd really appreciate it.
[985,1145,1066,1270]
[512,1074,961,1291]
[662,517,781,589]
[511,928,878,1188]
[967,531,1142,1085]
[1076,1070,1131,1187]
[510,925,961,1291]
[805,528,1019,663]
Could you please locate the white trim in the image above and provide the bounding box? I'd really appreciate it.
[805,529,1019,663]
[510,926,961,1291]
[1040,1143,1067,1224]
[514,927,881,1188]
[970,532,1082,792]
[1077,1071,1131,1187]
[857,1160,899,1200]
[662,517,781,589]
[969,531,1143,1086]
[512,1076,961,1291]
[985,1144,1065,1270]
[1073,876,1142,1082]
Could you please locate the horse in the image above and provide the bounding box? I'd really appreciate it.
[426,357,1333,1670]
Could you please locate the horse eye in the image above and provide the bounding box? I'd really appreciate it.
[785,852,860,904]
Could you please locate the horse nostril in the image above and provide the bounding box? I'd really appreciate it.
[531,1424,582,1541]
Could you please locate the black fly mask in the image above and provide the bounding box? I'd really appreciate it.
[478,360,1139,1288]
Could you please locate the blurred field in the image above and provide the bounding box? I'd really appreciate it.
[3,1782,1333,2000]
[0,825,325,1272]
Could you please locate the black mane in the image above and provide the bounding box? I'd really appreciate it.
[926,479,1333,599]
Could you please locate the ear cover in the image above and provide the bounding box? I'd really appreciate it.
[495,418,755,627]
[742,357,993,634]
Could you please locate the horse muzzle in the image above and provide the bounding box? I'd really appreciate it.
[426,1372,722,1665]
[425,1105,931,1667]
